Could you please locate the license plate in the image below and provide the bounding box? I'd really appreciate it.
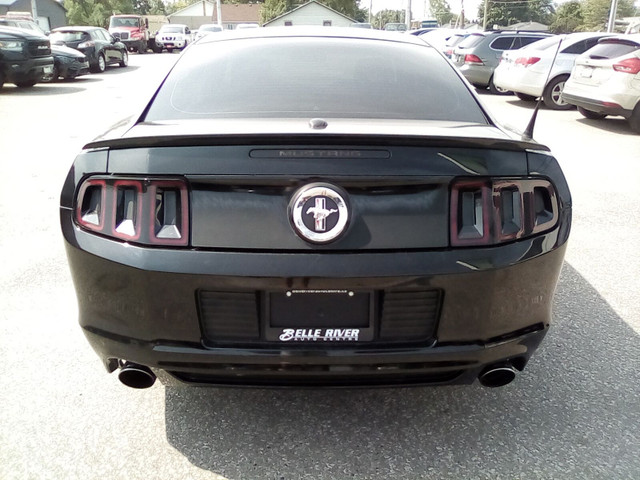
[43,65,53,74]
[264,290,375,342]
[579,67,593,78]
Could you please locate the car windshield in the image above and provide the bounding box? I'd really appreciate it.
[145,37,487,124]
[160,26,184,33]
[110,17,140,28]
[50,31,88,42]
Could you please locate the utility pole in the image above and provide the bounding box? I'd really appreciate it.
[368,0,372,24]
[607,0,619,32]
[483,0,489,30]
[406,0,412,29]
[30,0,38,21]
[216,0,222,27]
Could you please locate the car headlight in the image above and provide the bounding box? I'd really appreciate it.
[0,40,24,51]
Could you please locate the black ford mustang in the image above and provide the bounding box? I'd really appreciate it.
[60,28,571,389]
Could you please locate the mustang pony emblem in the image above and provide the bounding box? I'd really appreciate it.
[290,183,349,243]
[306,199,338,231]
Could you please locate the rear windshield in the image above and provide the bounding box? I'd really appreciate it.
[585,40,640,59]
[145,37,487,124]
[50,31,88,42]
[457,34,485,49]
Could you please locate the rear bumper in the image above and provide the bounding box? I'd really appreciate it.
[63,208,568,387]
[562,92,634,118]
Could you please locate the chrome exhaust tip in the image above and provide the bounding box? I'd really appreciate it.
[118,361,156,389]
[478,363,517,388]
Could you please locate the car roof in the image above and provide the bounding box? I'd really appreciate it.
[197,26,435,48]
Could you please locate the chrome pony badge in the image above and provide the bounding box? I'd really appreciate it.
[290,183,349,243]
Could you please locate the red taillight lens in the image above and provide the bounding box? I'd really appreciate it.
[75,177,189,246]
[612,57,640,74]
[464,54,483,64]
[515,56,541,67]
[450,178,558,247]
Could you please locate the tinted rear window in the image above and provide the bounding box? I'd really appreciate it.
[586,40,640,59]
[51,31,88,42]
[457,34,485,48]
[145,37,488,124]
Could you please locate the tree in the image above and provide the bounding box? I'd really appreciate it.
[259,0,294,24]
[478,0,554,29]
[549,1,583,33]
[580,0,635,31]
[372,9,404,29]
[429,0,455,26]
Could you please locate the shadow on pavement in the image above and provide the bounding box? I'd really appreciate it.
[164,263,639,479]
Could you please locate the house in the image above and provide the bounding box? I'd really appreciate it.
[0,0,66,31]
[168,0,260,30]
[263,1,355,28]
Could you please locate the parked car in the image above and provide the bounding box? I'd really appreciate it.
[0,26,53,89]
[60,27,571,390]
[154,24,190,52]
[562,34,640,133]
[442,32,470,58]
[418,28,466,53]
[195,23,223,40]
[46,44,90,81]
[50,26,128,73]
[452,31,552,94]
[0,14,47,34]
[350,22,373,29]
[493,32,614,109]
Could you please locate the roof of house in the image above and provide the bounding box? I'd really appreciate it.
[263,0,355,26]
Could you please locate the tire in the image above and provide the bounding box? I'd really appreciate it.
[153,44,162,53]
[181,40,188,51]
[515,92,537,102]
[119,50,129,67]
[543,75,572,110]
[577,106,607,120]
[16,79,37,88]
[628,104,640,133]
[488,76,511,95]
[91,53,106,73]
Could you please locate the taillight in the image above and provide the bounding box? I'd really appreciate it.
[450,178,558,247]
[464,54,483,64]
[612,57,640,74]
[515,56,541,67]
[75,177,189,246]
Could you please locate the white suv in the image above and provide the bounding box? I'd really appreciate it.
[494,32,614,109]
[562,35,640,133]
[155,24,190,53]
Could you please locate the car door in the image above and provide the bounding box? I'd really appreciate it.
[98,28,120,63]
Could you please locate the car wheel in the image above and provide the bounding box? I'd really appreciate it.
[120,50,129,67]
[15,79,37,88]
[92,53,106,73]
[628,104,640,133]
[153,45,162,53]
[577,107,607,120]
[488,76,510,95]
[543,76,572,110]
[181,41,188,51]
[515,92,536,102]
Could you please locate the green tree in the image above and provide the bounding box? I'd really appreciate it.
[580,0,635,31]
[549,1,583,33]
[429,0,455,26]
[479,0,554,29]
[372,9,404,29]
[259,0,294,24]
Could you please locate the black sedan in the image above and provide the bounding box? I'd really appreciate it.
[49,26,128,73]
[46,44,89,81]
[60,28,571,390]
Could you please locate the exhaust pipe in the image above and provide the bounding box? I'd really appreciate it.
[478,363,517,388]
[118,361,156,389]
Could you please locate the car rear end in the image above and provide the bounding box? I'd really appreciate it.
[451,33,492,86]
[562,35,640,126]
[60,30,572,388]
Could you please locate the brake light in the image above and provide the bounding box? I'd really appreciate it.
[464,54,483,64]
[515,57,541,67]
[75,177,189,246]
[450,178,558,247]
[613,57,640,74]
